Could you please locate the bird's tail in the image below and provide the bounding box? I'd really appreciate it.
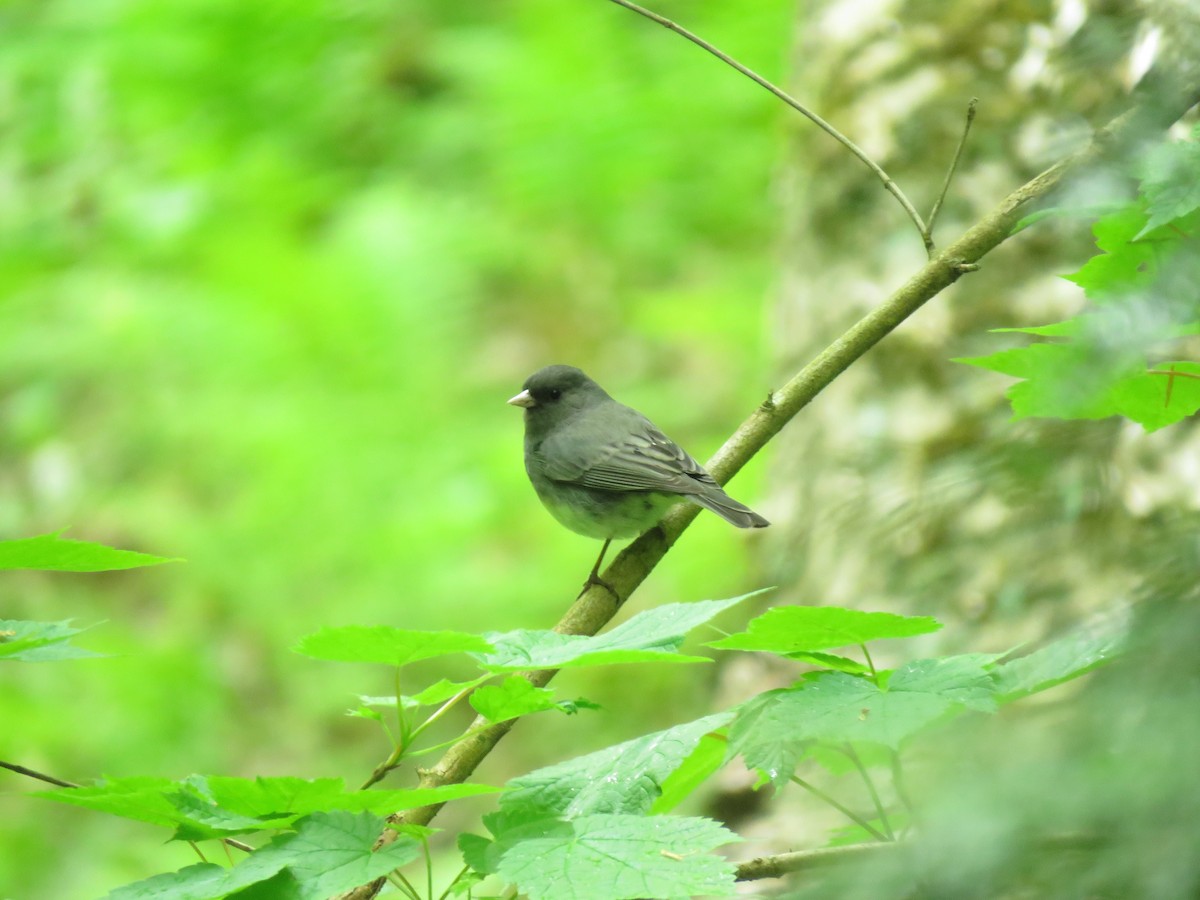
[690,489,770,529]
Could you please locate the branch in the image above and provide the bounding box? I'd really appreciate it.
[735,842,898,881]
[333,71,1200,900]
[732,834,1105,883]
[604,0,930,247]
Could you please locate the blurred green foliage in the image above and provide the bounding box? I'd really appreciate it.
[0,1,788,895]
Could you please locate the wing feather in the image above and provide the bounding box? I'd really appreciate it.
[540,416,715,495]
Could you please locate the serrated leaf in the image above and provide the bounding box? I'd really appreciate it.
[262,810,421,898]
[462,813,738,900]
[994,623,1127,702]
[104,862,254,900]
[707,606,940,655]
[167,789,289,841]
[201,776,499,820]
[480,593,761,672]
[0,531,178,571]
[963,155,1200,434]
[0,619,102,662]
[960,340,1138,420]
[501,714,732,819]
[470,677,566,723]
[1137,139,1200,236]
[294,627,493,667]
[37,775,498,835]
[889,654,999,712]
[107,811,421,900]
[1109,363,1200,432]
[729,658,998,783]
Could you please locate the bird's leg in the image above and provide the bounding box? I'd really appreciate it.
[578,538,618,599]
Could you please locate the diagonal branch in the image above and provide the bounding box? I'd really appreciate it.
[333,72,1200,900]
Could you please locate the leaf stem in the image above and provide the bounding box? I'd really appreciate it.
[436,865,472,900]
[889,749,917,835]
[842,744,894,840]
[423,836,433,900]
[789,774,890,842]
[408,680,487,744]
[389,871,422,900]
[860,644,877,680]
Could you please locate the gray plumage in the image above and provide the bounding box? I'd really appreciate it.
[509,365,769,541]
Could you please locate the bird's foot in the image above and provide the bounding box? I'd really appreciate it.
[578,571,618,601]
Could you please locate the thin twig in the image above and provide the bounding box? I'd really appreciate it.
[605,0,929,246]
[0,760,79,788]
[734,834,1107,883]
[790,774,890,842]
[925,98,978,252]
[860,644,877,680]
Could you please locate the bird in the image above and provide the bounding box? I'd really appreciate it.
[508,364,768,595]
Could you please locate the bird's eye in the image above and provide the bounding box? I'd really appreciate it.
[549,389,561,400]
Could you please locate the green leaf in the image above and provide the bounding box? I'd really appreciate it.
[501,713,733,819]
[104,862,249,900]
[962,145,1200,434]
[480,593,762,672]
[707,606,941,655]
[293,626,494,667]
[994,624,1126,702]
[1136,139,1200,236]
[729,657,998,783]
[107,811,421,900]
[462,813,738,900]
[1109,363,1200,432]
[1064,204,1156,297]
[469,676,590,724]
[650,731,729,814]
[41,776,184,830]
[959,339,1140,420]
[166,789,289,841]
[888,654,999,712]
[0,619,102,662]
[37,775,499,836]
[0,531,178,572]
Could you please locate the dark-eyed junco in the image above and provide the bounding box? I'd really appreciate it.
[508,364,768,593]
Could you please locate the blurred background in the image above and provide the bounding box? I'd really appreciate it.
[3,1,1198,898]
[1,2,786,895]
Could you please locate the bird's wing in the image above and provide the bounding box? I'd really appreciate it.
[541,415,716,495]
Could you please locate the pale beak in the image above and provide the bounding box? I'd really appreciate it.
[507,389,536,408]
